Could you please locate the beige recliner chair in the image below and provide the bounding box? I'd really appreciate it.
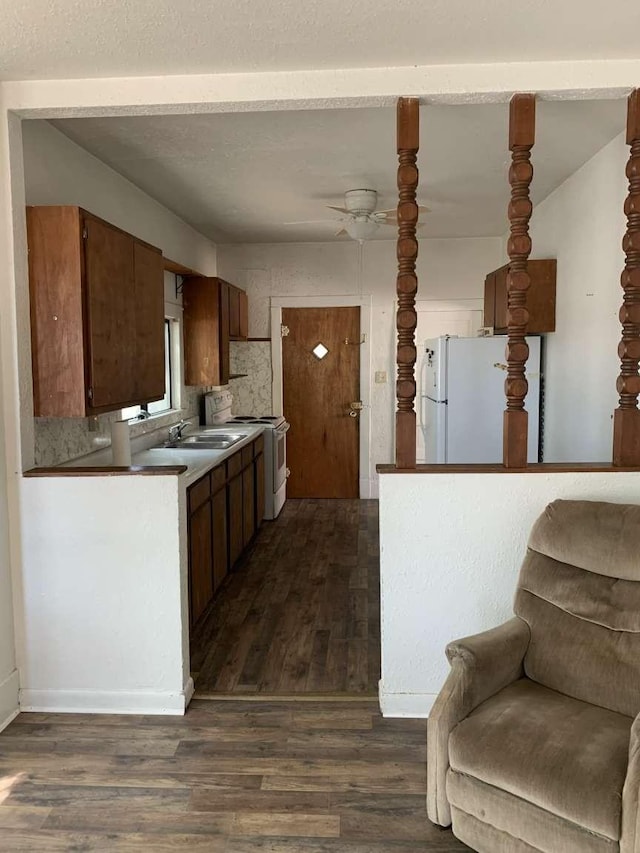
[427,499,640,853]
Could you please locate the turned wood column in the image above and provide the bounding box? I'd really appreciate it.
[613,89,640,467]
[395,97,419,469]
[503,94,536,468]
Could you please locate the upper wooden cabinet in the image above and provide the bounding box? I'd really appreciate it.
[484,259,557,335]
[182,276,248,386]
[227,283,248,341]
[27,206,165,417]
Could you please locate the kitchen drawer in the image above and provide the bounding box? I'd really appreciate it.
[211,463,227,493]
[253,435,264,458]
[188,473,211,514]
[227,449,243,478]
[241,445,253,468]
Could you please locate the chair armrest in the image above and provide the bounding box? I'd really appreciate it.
[427,616,530,827]
[621,712,640,853]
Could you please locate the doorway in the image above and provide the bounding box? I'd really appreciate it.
[282,306,360,499]
[271,295,373,500]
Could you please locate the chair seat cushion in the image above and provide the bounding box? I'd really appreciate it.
[449,678,632,841]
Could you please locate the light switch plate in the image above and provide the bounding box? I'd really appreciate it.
[375,371,387,384]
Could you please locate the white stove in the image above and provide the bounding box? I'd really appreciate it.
[203,393,289,520]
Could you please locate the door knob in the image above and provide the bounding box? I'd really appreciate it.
[349,401,363,418]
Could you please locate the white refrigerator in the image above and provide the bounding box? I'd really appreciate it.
[417,336,542,464]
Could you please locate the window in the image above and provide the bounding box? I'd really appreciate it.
[121,319,176,421]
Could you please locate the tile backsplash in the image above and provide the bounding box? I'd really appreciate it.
[229,341,273,416]
[33,342,273,466]
[34,383,214,468]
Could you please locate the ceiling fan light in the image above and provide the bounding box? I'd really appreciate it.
[344,189,378,214]
[344,218,380,241]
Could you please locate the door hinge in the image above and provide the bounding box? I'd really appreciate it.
[82,227,88,239]
[281,324,290,338]
[87,387,93,401]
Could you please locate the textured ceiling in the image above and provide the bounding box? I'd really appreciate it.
[0,0,639,81]
[49,99,626,243]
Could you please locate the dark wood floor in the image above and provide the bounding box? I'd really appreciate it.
[0,698,468,851]
[191,499,381,695]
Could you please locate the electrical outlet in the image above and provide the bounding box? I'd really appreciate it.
[375,371,387,384]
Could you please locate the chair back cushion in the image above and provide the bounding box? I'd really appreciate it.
[514,499,640,717]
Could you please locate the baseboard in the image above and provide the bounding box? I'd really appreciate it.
[184,676,195,708]
[378,682,437,718]
[19,684,193,715]
[0,669,20,732]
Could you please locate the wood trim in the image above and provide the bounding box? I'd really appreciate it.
[247,337,271,342]
[395,97,420,470]
[23,465,187,477]
[377,462,640,475]
[503,93,536,468]
[163,257,200,276]
[613,89,640,466]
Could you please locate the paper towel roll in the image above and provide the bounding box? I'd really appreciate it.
[111,420,131,467]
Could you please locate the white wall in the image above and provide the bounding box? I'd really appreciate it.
[22,120,217,275]
[18,474,191,714]
[528,132,627,462]
[0,327,18,731]
[218,237,503,493]
[378,469,640,717]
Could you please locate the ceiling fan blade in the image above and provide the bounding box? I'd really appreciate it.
[327,206,350,214]
[377,205,431,216]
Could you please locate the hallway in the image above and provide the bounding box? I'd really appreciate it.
[191,499,380,695]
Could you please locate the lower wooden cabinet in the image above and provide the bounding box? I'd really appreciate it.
[255,444,265,532]
[242,452,256,548]
[186,436,266,629]
[188,497,214,627]
[228,470,244,569]
[211,485,227,594]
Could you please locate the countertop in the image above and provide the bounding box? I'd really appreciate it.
[132,425,265,486]
[51,423,265,487]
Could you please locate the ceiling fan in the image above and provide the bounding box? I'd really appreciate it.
[285,189,429,241]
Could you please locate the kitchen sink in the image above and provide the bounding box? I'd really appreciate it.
[163,433,244,450]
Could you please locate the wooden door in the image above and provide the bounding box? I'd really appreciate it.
[84,217,136,409]
[282,307,360,498]
[133,240,165,403]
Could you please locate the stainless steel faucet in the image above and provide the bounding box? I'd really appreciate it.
[168,420,189,442]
